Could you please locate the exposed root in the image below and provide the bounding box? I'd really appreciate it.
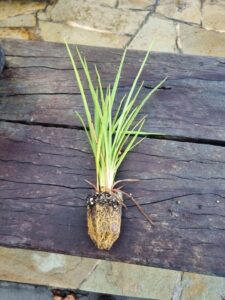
[86,181,154,250]
[87,192,122,250]
[113,189,154,226]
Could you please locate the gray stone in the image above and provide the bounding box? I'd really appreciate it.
[181,272,225,300]
[0,246,180,299]
[202,0,225,32]
[80,260,180,299]
[118,0,155,9]
[46,0,147,35]
[156,0,201,24]
[39,21,130,48]
[1,246,225,300]
[179,23,225,57]
[0,246,99,290]
[129,15,177,52]
[37,10,51,21]
[85,0,117,7]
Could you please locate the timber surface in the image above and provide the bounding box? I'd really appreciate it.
[0,46,4,74]
[0,39,225,277]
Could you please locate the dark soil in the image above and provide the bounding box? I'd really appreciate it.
[86,192,121,210]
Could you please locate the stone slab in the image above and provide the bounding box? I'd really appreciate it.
[179,23,225,57]
[202,0,225,32]
[129,15,177,52]
[118,0,155,10]
[0,246,180,299]
[0,14,36,28]
[0,1,46,21]
[44,0,147,35]
[39,21,130,48]
[181,273,225,300]
[0,246,225,299]
[0,247,98,290]
[85,0,117,7]
[80,260,180,299]
[156,0,201,24]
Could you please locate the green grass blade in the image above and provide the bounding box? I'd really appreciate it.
[66,40,166,192]
[65,42,97,146]
[115,118,146,171]
[111,48,127,105]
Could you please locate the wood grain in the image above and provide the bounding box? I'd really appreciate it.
[0,39,225,277]
[0,39,225,141]
[0,121,225,276]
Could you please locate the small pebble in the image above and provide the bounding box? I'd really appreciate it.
[216,200,220,203]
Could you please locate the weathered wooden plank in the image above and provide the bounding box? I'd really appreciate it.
[1,39,225,142]
[2,38,225,89]
[1,88,225,143]
[2,48,225,92]
[0,121,225,276]
[2,38,225,70]
[1,38,225,277]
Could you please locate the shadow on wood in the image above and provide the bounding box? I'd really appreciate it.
[0,46,5,74]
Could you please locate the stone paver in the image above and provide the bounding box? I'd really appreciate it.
[0,246,97,290]
[202,0,225,32]
[80,259,179,299]
[81,0,117,7]
[118,0,155,10]
[181,273,225,300]
[39,21,130,48]
[0,246,180,299]
[0,246,225,299]
[42,0,147,35]
[179,23,225,57]
[0,14,36,28]
[129,15,177,52]
[0,0,224,58]
[0,1,46,21]
[156,0,201,24]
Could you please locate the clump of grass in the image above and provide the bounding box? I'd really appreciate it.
[66,42,165,250]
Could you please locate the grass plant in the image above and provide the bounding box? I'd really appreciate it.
[66,42,165,195]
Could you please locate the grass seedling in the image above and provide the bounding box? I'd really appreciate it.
[66,42,166,250]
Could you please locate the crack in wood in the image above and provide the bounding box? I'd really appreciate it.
[0,178,90,190]
[127,193,205,207]
[1,120,225,148]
